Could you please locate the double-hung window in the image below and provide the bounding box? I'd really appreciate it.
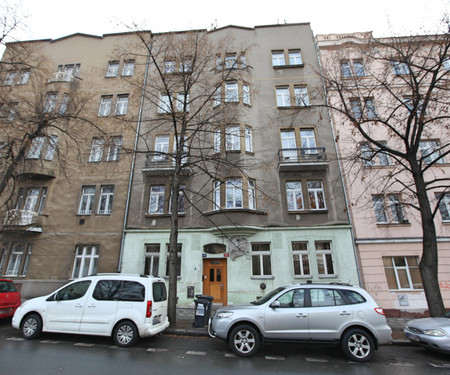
[307,181,326,210]
[292,242,310,276]
[107,137,122,161]
[89,138,104,162]
[226,178,243,208]
[251,243,272,276]
[149,186,165,214]
[98,96,112,116]
[225,82,239,103]
[122,60,135,76]
[145,244,160,276]
[289,50,303,65]
[97,186,114,215]
[78,186,96,215]
[154,135,170,160]
[383,256,422,290]
[286,181,304,211]
[6,244,24,277]
[372,195,388,223]
[72,246,99,279]
[106,61,119,77]
[294,86,309,106]
[115,95,128,115]
[159,95,171,113]
[316,241,335,276]
[276,87,291,107]
[225,125,240,151]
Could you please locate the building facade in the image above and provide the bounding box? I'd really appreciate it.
[121,24,358,306]
[317,32,450,316]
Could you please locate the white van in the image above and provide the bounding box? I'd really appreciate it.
[12,274,169,347]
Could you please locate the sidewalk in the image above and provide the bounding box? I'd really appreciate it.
[165,307,410,344]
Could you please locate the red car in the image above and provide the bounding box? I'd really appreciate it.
[0,279,21,319]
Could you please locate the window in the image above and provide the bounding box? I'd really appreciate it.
[18,70,30,85]
[419,141,445,164]
[44,93,57,113]
[159,95,171,114]
[292,242,310,276]
[341,62,352,78]
[106,61,119,77]
[27,137,45,159]
[300,129,317,150]
[383,256,423,290]
[225,54,237,69]
[343,61,365,77]
[44,135,58,161]
[276,87,291,107]
[214,129,221,153]
[365,99,377,119]
[310,288,344,307]
[226,178,243,208]
[243,84,250,105]
[115,95,129,115]
[388,194,406,223]
[289,50,303,65]
[248,179,256,210]
[145,244,160,276]
[5,244,24,276]
[4,72,16,85]
[57,280,91,300]
[122,60,135,76]
[97,186,114,215]
[78,186,96,215]
[176,93,190,112]
[294,86,309,106]
[286,181,304,211]
[106,136,122,161]
[272,51,285,67]
[307,181,326,210]
[275,289,305,308]
[350,99,362,119]
[72,246,99,279]
[154,135,170,160]
[89,138,104,162]
[245,127,253,153]
[98,96,112,116]
[281,130,297,160]
[225,125,240,151]
[213,181,221,210]
[360,143,391,167]
[444,57,450,71]
[225,82,239,103]
[316,241,335,276]
[165,244,182,277]
[214,86,221,107]
[354,61,365,76]
[372,195,388,223]
[180,59,193,73]
[149,185,165,214]
[0,102,18,122]
[57,63,81,80]
[164,60,176,74]
[251,243,272,276]
[436,192,450,222]
[393,61,410,75]
[27,135,58,161]
[169,185,185,214]
[59,94,70,114]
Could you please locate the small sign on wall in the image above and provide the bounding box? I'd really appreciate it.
[187,286,195,298]
[398,294,409,306]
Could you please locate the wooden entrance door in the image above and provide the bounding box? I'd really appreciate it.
[203,259,227,305]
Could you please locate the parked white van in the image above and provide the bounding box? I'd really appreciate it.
[12,274,169,347]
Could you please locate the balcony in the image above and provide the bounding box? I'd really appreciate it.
[278,147,328,171]
[3,209,46,233]
[47,72,80,90]
[19,160,57,179]
[142,152,190,176]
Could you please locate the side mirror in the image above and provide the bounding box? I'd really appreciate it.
[270,300,281,309]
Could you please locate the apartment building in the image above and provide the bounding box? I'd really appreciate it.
[0,32,148,297]
[317,32,450,315]
[120,24,359,306]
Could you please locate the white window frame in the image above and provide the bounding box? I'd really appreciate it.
[71,246,99,279]
[18,70,30,85]
[44,135,59,161]
[159,95,171,113]
[5,244,24,277]
[154,135,170,160]
[388,194,406,223]
[251,243,272,277]
[289,50,303,65]
[106,61,119,77]
[225,54,237,69]
[226,178,243,209]
[372,195,388,223]
[225,82,239,103]
[97,186,114,215]
[27,137,45,159]
[115,95,129,115]
[176,93,190,112]
[78,186,96,215]
[292,242,310,276]
[89,138,104,162]
[383,256,422,290]
[286,181,304,211]
[145,244,160,276]
[248,179,256,210]
[106,136,122,162]
[4,72,16,85]
[214,129,221,153]
[98,96,112,116]
[437,192,450,222]
[272,51,285,67]
[307,180,326,210]
[294,86,309,106]
[245,127,253,153]
[122,60,135,76]
[276,87,291,107]
[213,180,221,210]
[243,84,250,105]
[226,125,240,151]
[315,241,335,276]
[214,86,221,107]
[164,60,176,74]
[149,185,165,214]
[44,93,57,113]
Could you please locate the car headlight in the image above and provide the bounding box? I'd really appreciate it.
[422,328,447,336]
[217,311,234,319]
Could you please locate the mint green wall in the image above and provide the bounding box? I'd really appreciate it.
[122,226,357,306]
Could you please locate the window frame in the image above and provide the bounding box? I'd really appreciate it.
[71,245,99,279]
[383,256,423,290]
[78,186,96,215]
[251,243,272,277]
[148,185,166,214]
[145,244,160,276]
[225,178,243,209]
[315,241,335,277]
[97,185,114,215]
[106,61,120,78]
[292,241,310,277]
[98,95,112,117]
[286,181,304,211]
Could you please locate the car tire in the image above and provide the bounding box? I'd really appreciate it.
[341,328,375,362]
[21,313,42,340]
[113,321,139,347]
[228,324,260,357]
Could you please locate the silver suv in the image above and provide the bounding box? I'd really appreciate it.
[208,283,392,362]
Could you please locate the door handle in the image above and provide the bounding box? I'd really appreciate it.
[340,311,351,316]
[296,313,307,318]
[220,284,223,290]
[74,304,84,308]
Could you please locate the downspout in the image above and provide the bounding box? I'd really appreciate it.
[312,30,363,286]
[118,34,152,272]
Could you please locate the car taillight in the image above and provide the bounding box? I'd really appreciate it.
[374,307,385,315]
[146,301,152,318]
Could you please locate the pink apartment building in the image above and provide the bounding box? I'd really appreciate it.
[317,32,450,316]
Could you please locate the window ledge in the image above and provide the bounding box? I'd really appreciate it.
[204,208,267,216]
[251,276,274,280]
[273,64,304,69]
[318,274,338,279]
[376,221,411,226]
[288,209,328,214]
[294,275,313,279]
[277,105,310,110]
[145,213,186,218]
[388,289,424,292]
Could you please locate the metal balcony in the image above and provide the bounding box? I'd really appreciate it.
[3,209,46,233]
[142,152,190,176]
[278,147,328,171]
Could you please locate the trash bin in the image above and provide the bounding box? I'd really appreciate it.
[192,294,214,328]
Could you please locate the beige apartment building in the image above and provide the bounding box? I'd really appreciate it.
[317,32,450,316]
[0,32,148,297]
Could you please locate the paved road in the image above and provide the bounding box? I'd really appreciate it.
[1,319,449,375]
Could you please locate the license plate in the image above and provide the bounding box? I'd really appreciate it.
[0,308,12,314]
[407,333,420,342]
[153,316,161,325]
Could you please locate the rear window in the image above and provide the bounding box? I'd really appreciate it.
[119,281,145,301]
[153,282,167,302]
[0,281,16,293]
[339,289,367,304]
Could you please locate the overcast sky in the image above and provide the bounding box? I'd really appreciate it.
[6,0,450,42]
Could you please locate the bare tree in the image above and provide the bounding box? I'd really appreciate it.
[319,29,450,316]
[130,30,255,326]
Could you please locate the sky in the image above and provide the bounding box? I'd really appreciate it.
[5,0,450,42]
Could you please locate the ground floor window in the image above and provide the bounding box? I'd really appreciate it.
[0,243,32,277]
[383,256,423,290]
[315,241,335,276]
[145,244,160,276]
[292,241,310,276]
[72,245,99,279]
[251,243,272,277]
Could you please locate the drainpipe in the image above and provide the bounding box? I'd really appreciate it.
[118,33,152,272]
[312,30,363,286]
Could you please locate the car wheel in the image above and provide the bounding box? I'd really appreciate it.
[21,313,42,339]
[341,328,375,362]
[113,321,139,347]
[228,324,260,357]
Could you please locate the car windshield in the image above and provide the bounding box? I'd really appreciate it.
[0,281,16,293]
[252,287,286,305]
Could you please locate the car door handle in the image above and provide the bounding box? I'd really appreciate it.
[74,304,84,308]
[340,311,351,316]
[296,313,307,318]
[87,304,96,308]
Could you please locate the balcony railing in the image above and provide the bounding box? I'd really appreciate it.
[278,147,328,171]
[143,152,190,175]
[3,209,45,232]
[48,71,75,83]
